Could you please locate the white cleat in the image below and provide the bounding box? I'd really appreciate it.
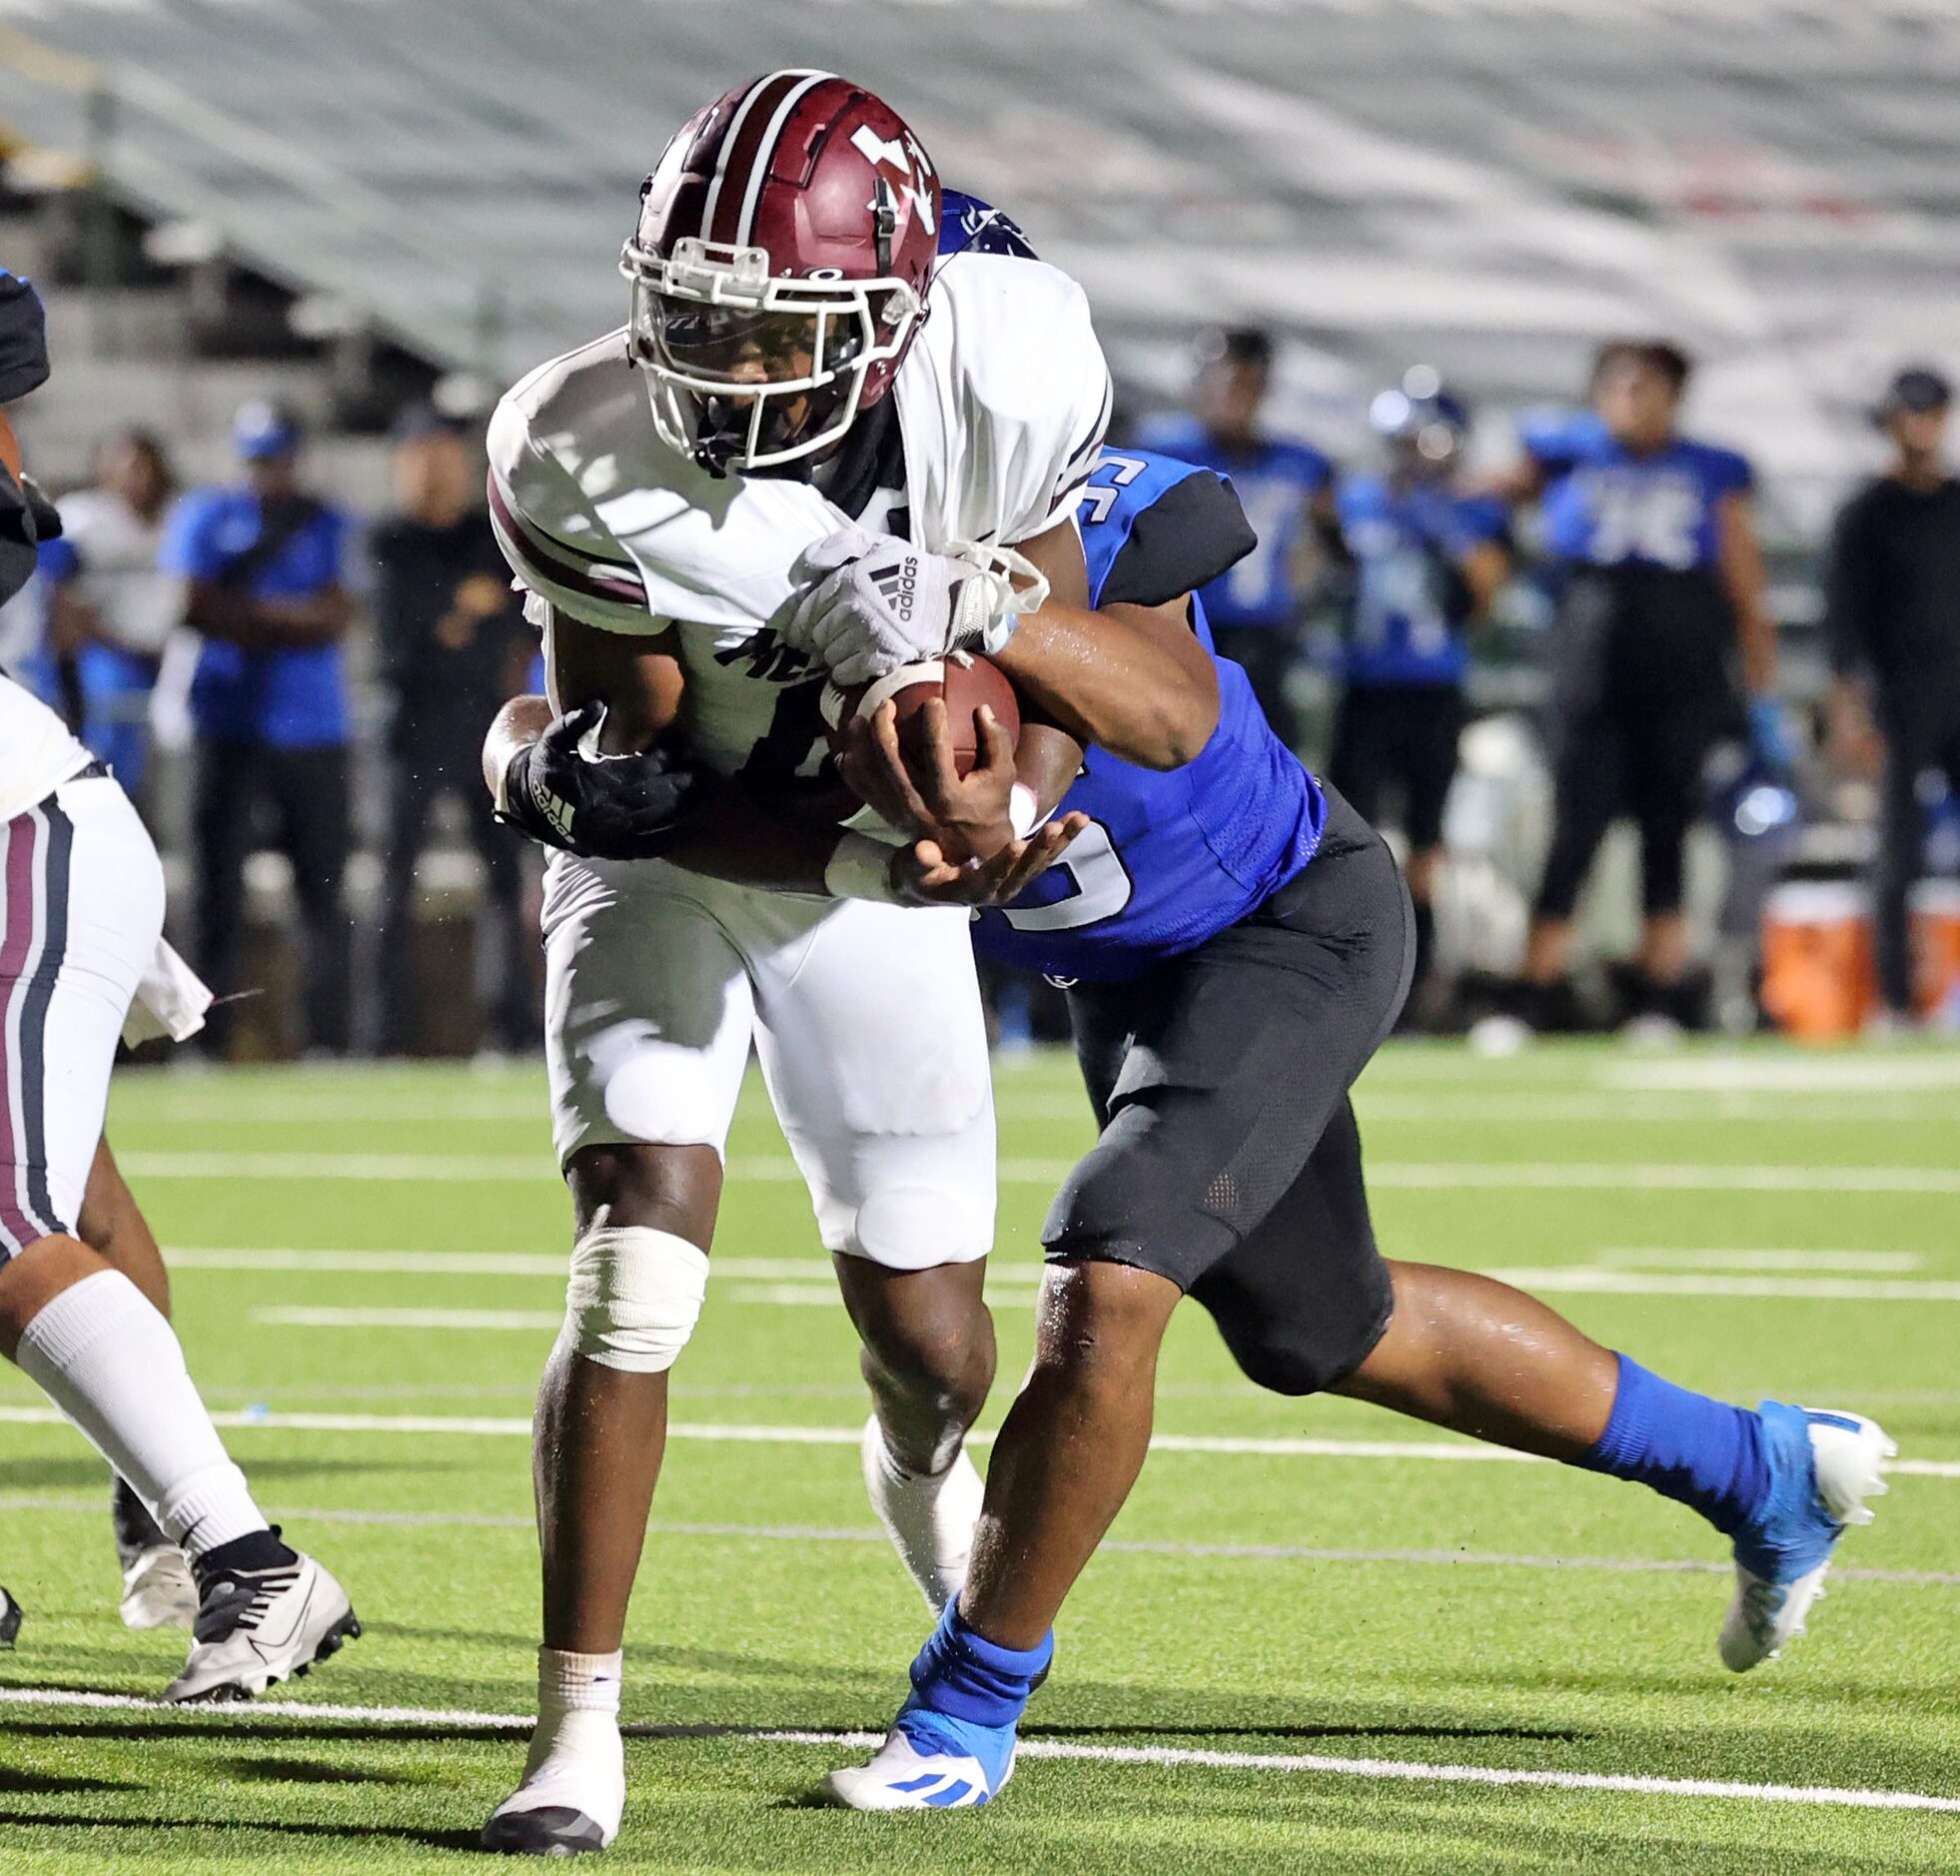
[483,1709,624,1855]
[820,1722,1009,1811]
[120,1545,199,1630]
[163,1550,360,1703]
[860,1416,985,1614]
[1719,1406,1895,1673]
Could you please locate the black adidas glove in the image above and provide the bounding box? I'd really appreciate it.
[496,704,704,860]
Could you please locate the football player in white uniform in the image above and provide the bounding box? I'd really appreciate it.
[0,270,357,1701]
[476,72,1229,1855]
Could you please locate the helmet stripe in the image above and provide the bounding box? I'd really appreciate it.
[732,70,835,246]
[701,69,823,249]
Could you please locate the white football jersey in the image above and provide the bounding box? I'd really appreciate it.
[0,670,91,823]
[52,488,176,655]
[488,251,1110,779]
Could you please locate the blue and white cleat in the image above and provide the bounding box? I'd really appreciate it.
[1720,1402,1894,1673]
[820,1702,1017,1811]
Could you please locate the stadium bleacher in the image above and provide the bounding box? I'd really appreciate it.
[0,1,1956,538]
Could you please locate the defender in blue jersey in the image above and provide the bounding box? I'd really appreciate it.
[1499,339,1788,1031]
[1141,327,1330,752]
[816,445,1893,1812]
[1329,377,1511,1015]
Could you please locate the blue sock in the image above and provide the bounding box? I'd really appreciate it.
[1579,1354,1769,1535]
[907,1602,1052,1729]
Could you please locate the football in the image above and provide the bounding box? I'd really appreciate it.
[819,654,1022,778]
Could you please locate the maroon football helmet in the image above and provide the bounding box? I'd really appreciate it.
[621,71,942,474]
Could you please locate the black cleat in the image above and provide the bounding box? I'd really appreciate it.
[481,1806,610,1856]
[0,1584,21,1647]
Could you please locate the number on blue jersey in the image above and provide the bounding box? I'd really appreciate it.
[969,448,1326,980]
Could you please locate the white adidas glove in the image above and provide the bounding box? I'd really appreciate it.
[775,526,1044,687]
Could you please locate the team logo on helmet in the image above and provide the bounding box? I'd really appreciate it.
[620,73,943,477]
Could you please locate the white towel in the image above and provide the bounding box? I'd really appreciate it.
[122,938,214,1046]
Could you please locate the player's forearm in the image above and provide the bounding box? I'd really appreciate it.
[1717,494,1776,693]
[184,582,348,649]
[997,600,1218,771]
[659,794,837,895]
[547,607,684,755]
[1016,721,1086,820]
[1735,604,1778,695]
[483,694,553,802]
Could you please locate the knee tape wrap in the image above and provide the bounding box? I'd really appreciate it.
[561,1227,708,1374]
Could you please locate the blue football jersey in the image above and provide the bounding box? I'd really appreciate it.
[937,189,1039,261]
[1336,474,1508,687]
[970,449,1328,982]
[1136,415,1329,632]
[1521,409,1751,571]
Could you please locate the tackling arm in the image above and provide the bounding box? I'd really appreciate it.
[992,517,1219,770]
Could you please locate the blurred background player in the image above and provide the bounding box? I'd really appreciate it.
[1500,340,1787,1036]
[1824,367,1960,1031]
[164,400,357,1058]
[36,431,179,814]
[0,266,357,1700]
[372,407,535,1057]
[1329,371,1510,1023]
[1143,326,1330,752]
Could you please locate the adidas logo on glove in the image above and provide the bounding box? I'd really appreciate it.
[873,556,921,624]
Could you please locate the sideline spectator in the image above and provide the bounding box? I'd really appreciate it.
[1824,366,1960,1027]
[1497,340,1786,1034]
[164,400,356,1056]
[38,431,178,804]
[1329,373,1510,1022]
[1143,327,1330,751]
[372,408,535,1054]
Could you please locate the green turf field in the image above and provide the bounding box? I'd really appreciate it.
[1,1040,1956,1872]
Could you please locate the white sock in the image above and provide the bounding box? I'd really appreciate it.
[496,1648,625,1837]
[538,1646,623,1721]
[14,1270,268,1559]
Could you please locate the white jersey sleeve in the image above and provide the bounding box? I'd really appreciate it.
[894,253,1112,550]
[0,671,91,824]
[487,337,659,637]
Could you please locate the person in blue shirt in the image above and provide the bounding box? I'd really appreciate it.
[1498,339,1786,1033]
[1330,374,1511,1017]
[1142,327,1331,752]
[162,401,357,1056]
[815,446,1890,1810]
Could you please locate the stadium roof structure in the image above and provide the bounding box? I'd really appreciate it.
[1,0,1957,536]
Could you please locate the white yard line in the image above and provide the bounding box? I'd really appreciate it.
[1484,1271,1960,1303]
[147,1245,1956,1286]
[116,1088,1960,1128]
[165,1248,1051,1283]
[3,1403,1955,1475]
[113,1151,1960,1194]
[0,1688,1952,1812]
[1353,1096,1960,1124]
[3,1492,1953,1584]
[1593,1249,1925,1273]
[251,1276,1960,1320]
[1602,1057,1960,1093]
[1376,1162,1960,1194]
[255,1307,564,1332]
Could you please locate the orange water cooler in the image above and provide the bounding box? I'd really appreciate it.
[1759,882,1875,1041]
[1910,879,1960,1018]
